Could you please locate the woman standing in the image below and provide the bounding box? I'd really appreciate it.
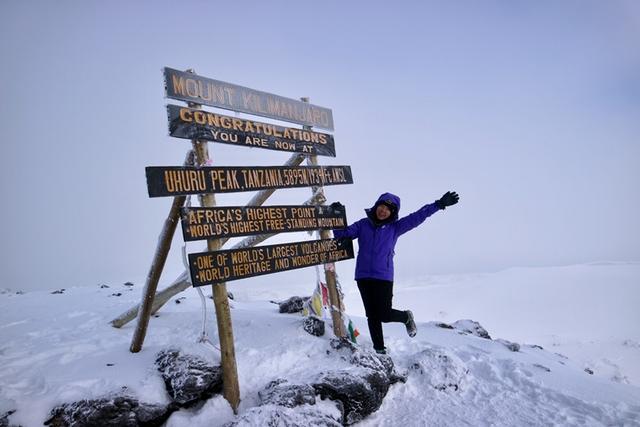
[333,191,459,354]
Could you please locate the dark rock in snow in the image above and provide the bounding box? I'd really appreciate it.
[111,293,122,297]
[51,289,65,294]
[174,297,186,304]
[100,284,110,289]
[278,296,310,313]
[313,368,390,425]
[527,344,544,350]
[496,339,520,352]
[329,337,358,354]
[224,405,341,427]
[451,319,492,339]
[227,291,234,300]
[44,396,172,427]
[258,379,316,407]
[0,410,16,427]
[155,349,223,407]
[585,367,594,375]
[303,316,325,337]
[435,322,454,329]
[409,347,468,392]
[533,363,551,372]
[124,282,135,287]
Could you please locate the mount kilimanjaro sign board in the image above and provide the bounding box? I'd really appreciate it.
[181,204,347,241]
[167,105,336,157]
[145,165,353,198]
[189,238,354,286]
[164,67,334,131]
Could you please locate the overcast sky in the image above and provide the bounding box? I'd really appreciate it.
[1,0,638,292]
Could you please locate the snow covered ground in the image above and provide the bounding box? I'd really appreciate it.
[1,262,639,426]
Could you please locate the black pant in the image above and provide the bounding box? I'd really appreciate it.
[357,278,408,351]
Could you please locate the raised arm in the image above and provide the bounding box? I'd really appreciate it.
[395,191,459,236]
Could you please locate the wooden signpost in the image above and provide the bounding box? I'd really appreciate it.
[167,105,337,156]
[180,204,347,241]
[189,238,354,286]
[136,67,352,414]
[145,165,352,197]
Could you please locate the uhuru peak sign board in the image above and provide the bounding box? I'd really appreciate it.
[164,68,334,131]
[181,204,347,241]
[189,238,354,286]
[146,165,353,198]
[167,105,336,157]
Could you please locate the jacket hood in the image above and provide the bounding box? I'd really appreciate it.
[365,192,401,223]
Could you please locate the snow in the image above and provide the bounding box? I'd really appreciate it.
[1,262,639,426]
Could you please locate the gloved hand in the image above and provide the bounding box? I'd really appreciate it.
[435,191,459,209]
[329,201,344,211]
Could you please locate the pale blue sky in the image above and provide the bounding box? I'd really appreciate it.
[1,0,638,291]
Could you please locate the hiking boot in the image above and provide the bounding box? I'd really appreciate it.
[405,310,417,337]
[375,347,387,355]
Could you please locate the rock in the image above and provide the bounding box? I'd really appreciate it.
[44,396,171,427]
[227,292,234,300]
[303,316,325,337]
[155,350,223,407]
[349,348,407,385]
[409,347,468,392]
[124,282,135,287]
[224,405,341,427]
[313,368,390,425]
[278,296,310,313]
[258,379,316,407]
[51,289,65,294]
[533,363,551,372]
[0,410,16,427]
[496,339,520,352]
[174,297,186,304]
[329,337,357,354]
[585,367,594,375]
[100,284,110,289]
[451,319,491,339]
[111,293,122,297]
[435,322,454,329]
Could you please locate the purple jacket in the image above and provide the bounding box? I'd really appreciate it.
[333,193,441,282]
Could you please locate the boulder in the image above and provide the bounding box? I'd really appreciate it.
[451,319,492,339]
[278,296,310,313]
[409,347,468,392]
[496,339,520,352]
[258,379,316,407]
[44,396,171,427]
[0,410,16,427]
[313,368,389,425]
[155,350,223,407]
[303,316,325,337]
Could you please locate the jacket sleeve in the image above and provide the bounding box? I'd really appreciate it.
[394,202,441,236]
[333,218,363,240]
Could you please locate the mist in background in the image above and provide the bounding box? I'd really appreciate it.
[1,0,638,291]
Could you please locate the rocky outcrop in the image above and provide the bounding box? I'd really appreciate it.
[155,349,223,407]
[303,316,325,336]
[44,396,172,427]
[277,296,310,313]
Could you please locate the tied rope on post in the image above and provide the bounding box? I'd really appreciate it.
[181,194,220,353]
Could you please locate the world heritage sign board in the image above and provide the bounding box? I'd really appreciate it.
[188,238,354,286]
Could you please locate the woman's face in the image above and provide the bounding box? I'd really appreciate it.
[375,204,392,221]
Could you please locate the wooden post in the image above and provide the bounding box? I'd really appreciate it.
[302,97,346,338]
[187,73,240,412]
[129,150,194,352]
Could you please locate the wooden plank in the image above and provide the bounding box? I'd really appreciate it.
[167,105,336,157]
[189,238,354,286]
[180,204,346,241]
[164,67,334,130]
[145,165,353,197]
